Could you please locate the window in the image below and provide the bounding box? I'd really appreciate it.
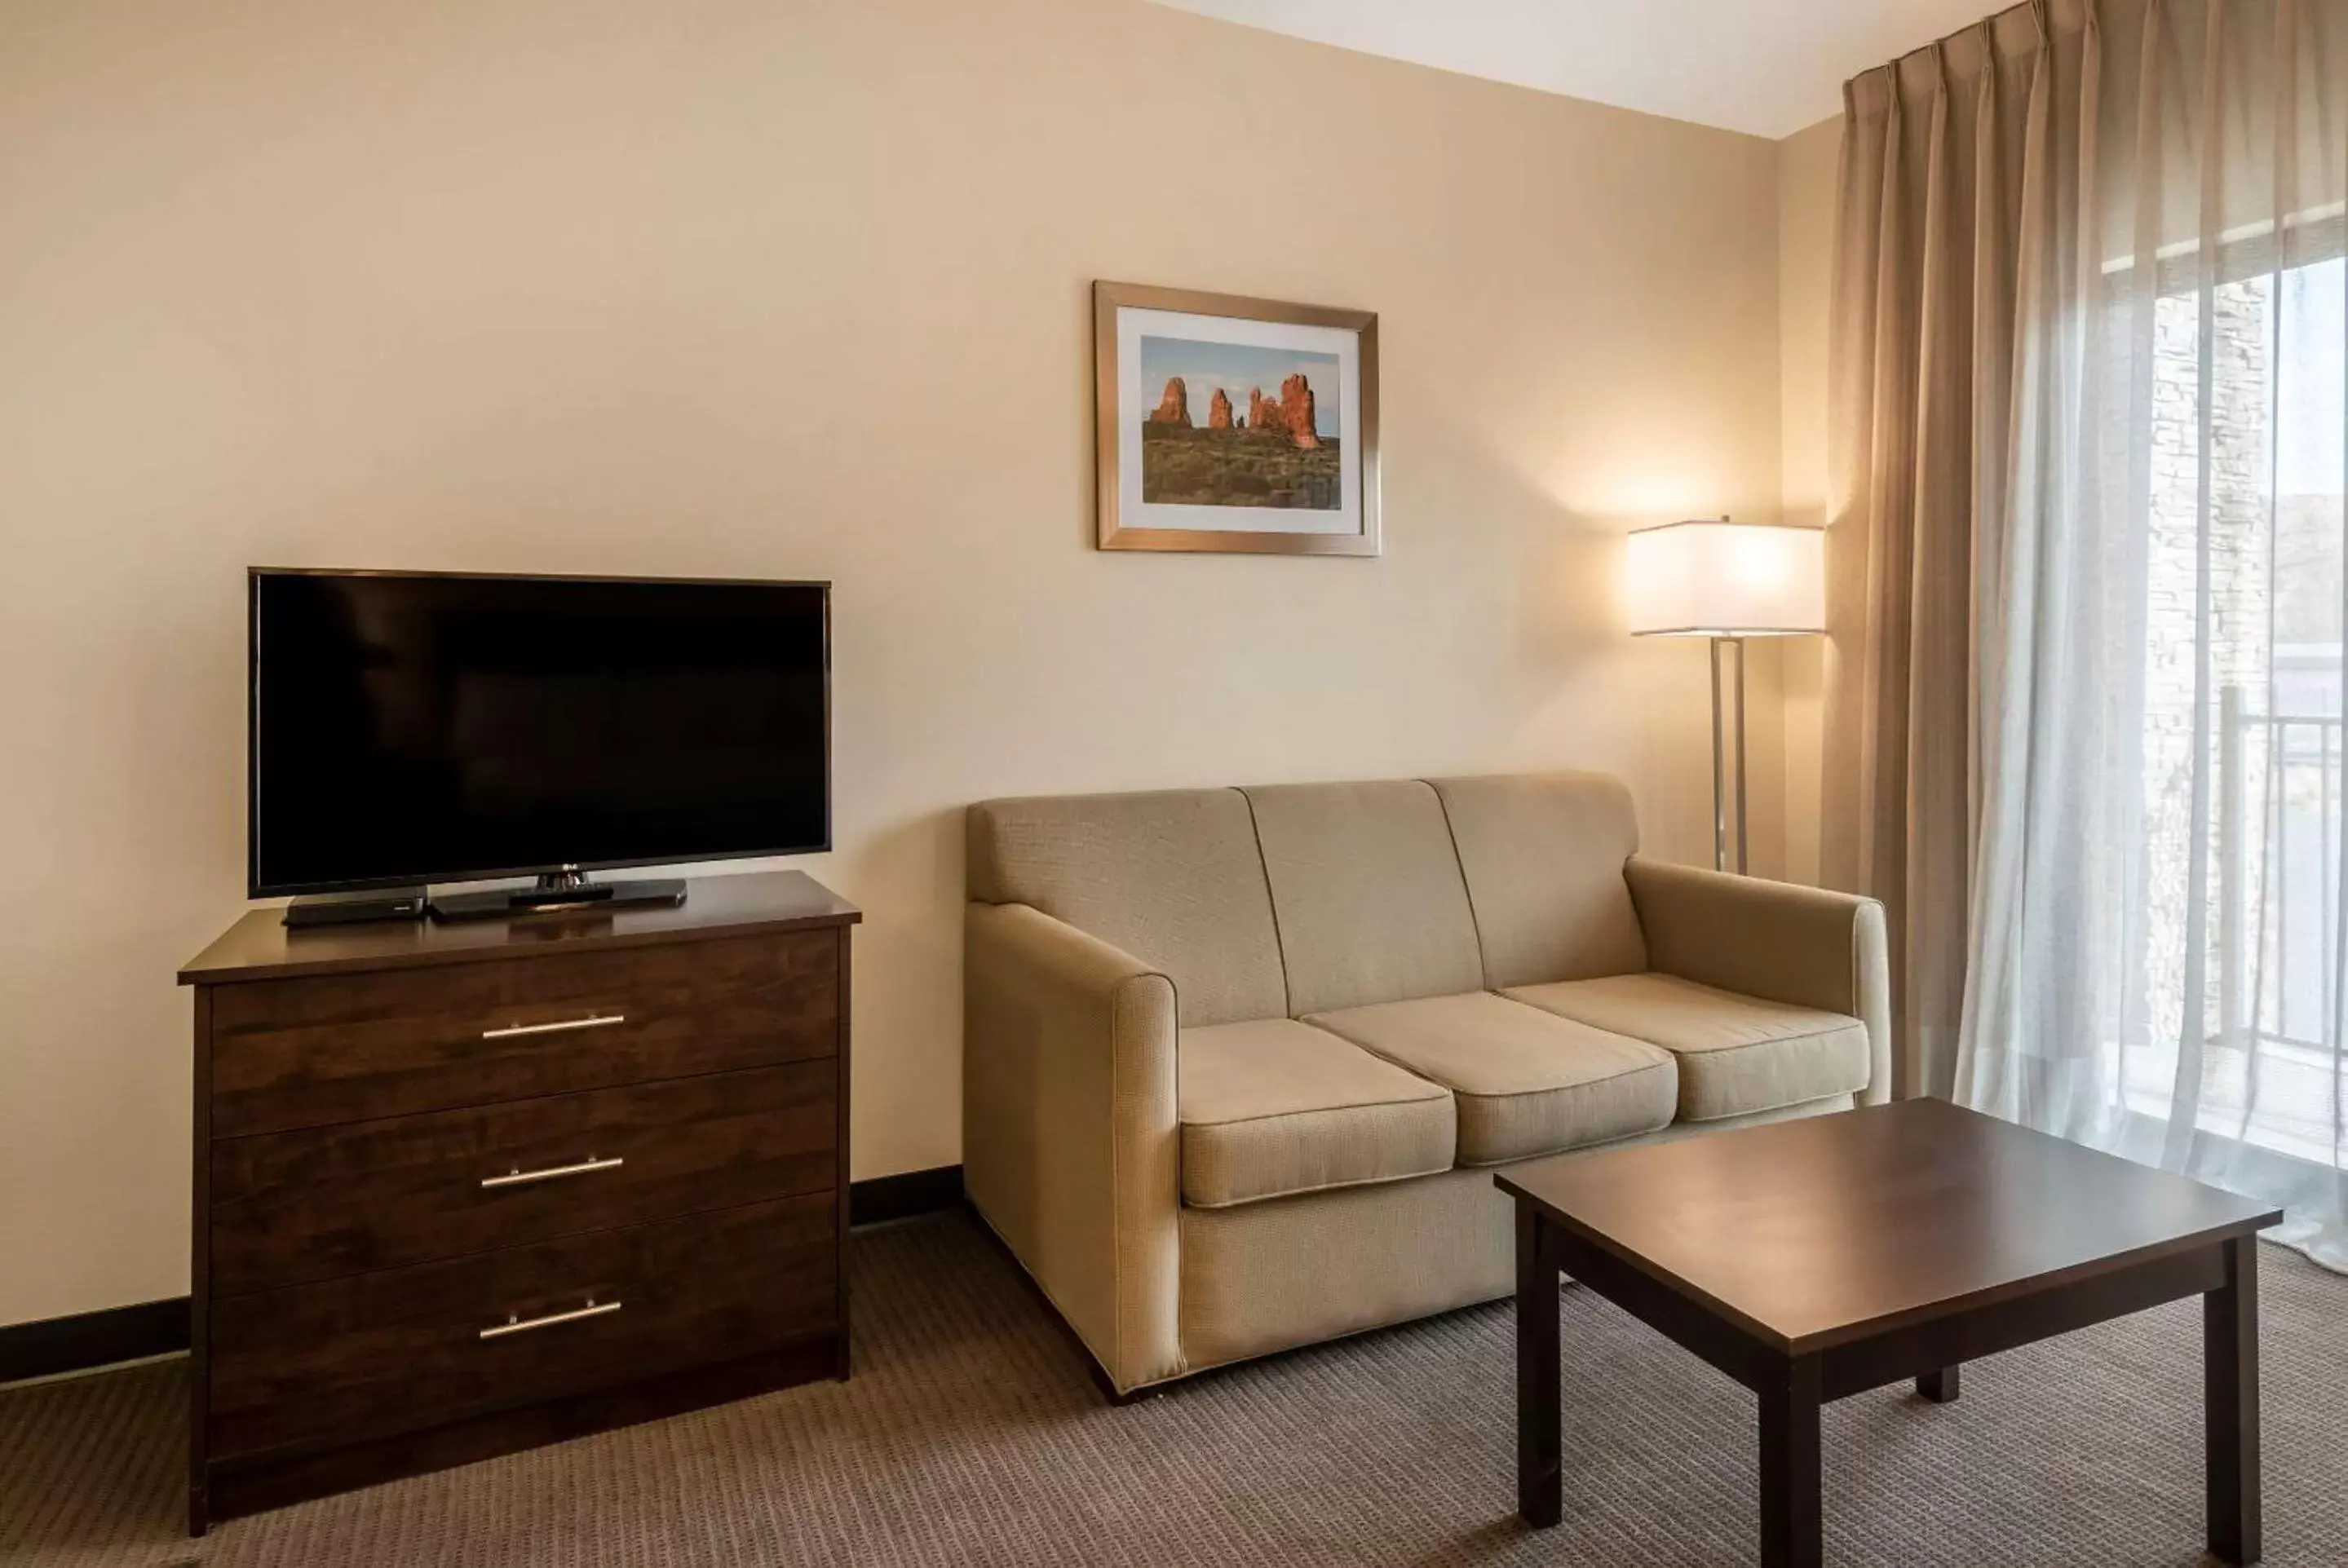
[2119,250,2348,1168]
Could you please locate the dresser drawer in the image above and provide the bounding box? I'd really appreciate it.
[206,931,839,1137]
[207,1193,836,1461]
[209,1062,838,1293]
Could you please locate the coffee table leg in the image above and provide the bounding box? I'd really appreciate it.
[1514,1200,1562,1528]
[1917,1366,1960,1402]
[1759,1354,1823,1568]
[2205,1235,2261,1565]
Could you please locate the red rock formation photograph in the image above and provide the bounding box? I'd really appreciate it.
[1135,334,1343,509]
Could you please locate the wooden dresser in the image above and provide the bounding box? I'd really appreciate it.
[177,871,859,1533]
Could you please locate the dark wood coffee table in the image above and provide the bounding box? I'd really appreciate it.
[1497,1098,2281,1567]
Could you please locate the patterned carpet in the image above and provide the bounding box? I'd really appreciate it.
[5,1208,2346,1566]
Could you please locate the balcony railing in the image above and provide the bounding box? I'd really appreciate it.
[2218,683,2342,1055]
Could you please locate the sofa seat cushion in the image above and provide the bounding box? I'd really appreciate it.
[1304,992,1676,1164]
[1502,973,1869,1122]
[1177,1019,1456,1208]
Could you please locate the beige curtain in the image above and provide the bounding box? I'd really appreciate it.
[1828,0,2348,1257]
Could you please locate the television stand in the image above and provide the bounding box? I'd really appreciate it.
[428,870,687,922]
[178,869,858,1532]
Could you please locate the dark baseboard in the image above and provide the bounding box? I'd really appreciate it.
[0,1296,191,1385]
[849,1163,966,1226]
[4,1165,968,1385]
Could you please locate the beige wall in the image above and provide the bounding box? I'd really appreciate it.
[0,0,1795,1325]
[1775,115,1844,886]
[1657,113,1844,886]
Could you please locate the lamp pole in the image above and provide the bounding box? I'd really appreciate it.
[1708,634,1747,874]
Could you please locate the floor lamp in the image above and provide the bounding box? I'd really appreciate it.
[1625,520,1825,873]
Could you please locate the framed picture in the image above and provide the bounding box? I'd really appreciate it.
[1093,280,1379,555]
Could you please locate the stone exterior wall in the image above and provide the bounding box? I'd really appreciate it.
[2136,279,2275,1066]
[2133,273,2348,1090]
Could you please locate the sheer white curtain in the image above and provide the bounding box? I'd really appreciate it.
[1828,0,2348,1265]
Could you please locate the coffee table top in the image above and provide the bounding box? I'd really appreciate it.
[1496,1098,2280,1354]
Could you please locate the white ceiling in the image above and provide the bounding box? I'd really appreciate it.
[1147,0,1997,139]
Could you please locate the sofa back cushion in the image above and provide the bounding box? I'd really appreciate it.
[1242,780,1485,1016]
[966,788,1287,1027]
[1430,771,1647,988]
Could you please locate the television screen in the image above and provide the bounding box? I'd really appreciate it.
[250,570,829,895]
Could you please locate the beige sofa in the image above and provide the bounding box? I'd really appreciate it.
[962,771,1890,1397]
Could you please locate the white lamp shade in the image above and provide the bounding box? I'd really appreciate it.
[1625,522,1824,636]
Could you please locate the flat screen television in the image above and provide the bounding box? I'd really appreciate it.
[250,569,829,914]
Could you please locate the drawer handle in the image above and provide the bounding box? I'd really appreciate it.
[478,1298,623,1341]
[480,1155,626,1190]
[480,1014,627,1040]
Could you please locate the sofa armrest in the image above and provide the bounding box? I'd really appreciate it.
[963,901,1183,1392]
[1624,857,1893,1106]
